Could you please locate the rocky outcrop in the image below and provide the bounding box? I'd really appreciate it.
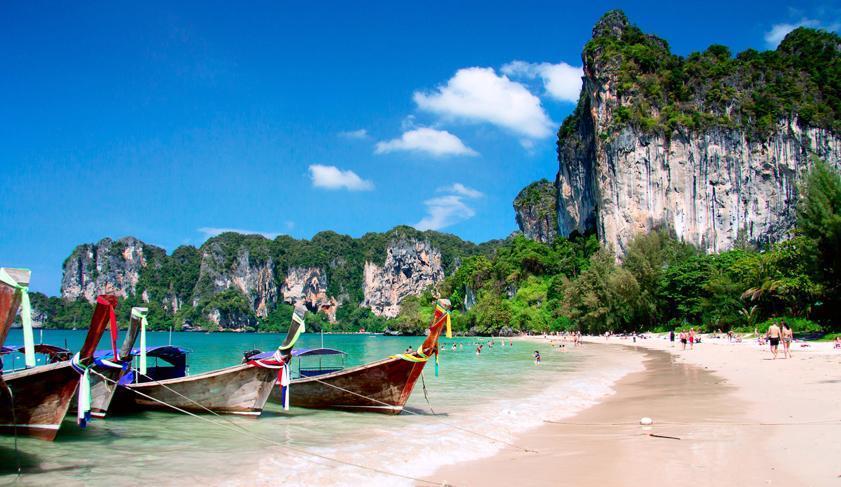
[363,239,445,317]
[192,241,277,319]
[552,11,841,254]
[61,237,154,302]
[58,228,484,327]
[514,179,559,243]
[280,267,339,321]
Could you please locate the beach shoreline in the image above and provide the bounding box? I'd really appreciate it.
[428,335,841,486]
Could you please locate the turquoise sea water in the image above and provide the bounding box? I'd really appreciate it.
[0,329,642,485]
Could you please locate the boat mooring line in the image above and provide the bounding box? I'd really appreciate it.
[1,381,22,480]
[90,370,446,486]
[310,374,539,454]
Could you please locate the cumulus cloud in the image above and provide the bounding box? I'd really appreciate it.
[438,182,483,198]
[375,128,478,157]
[501,60,583,103]
[764,17,840,47]
[338,129,369,139]
[308,164,374,191]
[764,19,821,47]
[198,227,281,239]
[413,67,554,139]
[414,182,483,230]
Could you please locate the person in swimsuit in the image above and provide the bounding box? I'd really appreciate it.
[689,328,696,350]
[781,321,793,359]
[766,322,782,359]
[533,351,541,365]
[679,331,687,351]
[669,330,675,347]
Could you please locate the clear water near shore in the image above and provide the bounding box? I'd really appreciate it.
[1,330,643,485]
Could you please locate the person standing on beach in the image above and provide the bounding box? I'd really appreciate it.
[766,321,781,359]
[679,331,687,351]
[689,328,696,350]
[669,330,675,347]
[781,321,793,359]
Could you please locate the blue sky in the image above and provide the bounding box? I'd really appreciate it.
[2,1,839,294]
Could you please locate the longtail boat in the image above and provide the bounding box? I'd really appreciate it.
[125,309,305,416]
[87,306,146,418]
[0,295,118,440]
[0,269,32,392]
[267,299,451,414]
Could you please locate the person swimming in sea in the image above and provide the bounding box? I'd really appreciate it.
[476,344,482,355]
[533,350,541,365]
[452,343,457,351]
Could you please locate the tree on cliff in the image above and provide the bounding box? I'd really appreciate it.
[797,158,841,315]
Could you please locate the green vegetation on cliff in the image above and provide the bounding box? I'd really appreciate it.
[395,161,840,336]
[578,10,841,138]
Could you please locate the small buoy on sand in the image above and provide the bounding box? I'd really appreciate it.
[640,417,654,426]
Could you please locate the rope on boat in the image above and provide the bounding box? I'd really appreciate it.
[309,374,539,454]
[1,380,22,479]
[129,369,260,435]
[88,369,446,486]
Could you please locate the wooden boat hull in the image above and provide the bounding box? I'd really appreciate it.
[88,367,126,418]
[127,364,278,416]
[276,355,428,414]
[0,361,78,441]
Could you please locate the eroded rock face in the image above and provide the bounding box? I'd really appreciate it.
[61,237,152,302]
[193,242,277,319]
[281,267,339,321]
[514,179,559,243]
[554,13,841,255]
[363,239,445,317]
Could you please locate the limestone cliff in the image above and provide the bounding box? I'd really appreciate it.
[191,236,277,327]
[363,239,445,317]
[61,237,156,302]
[529,11,841,254]
[59,227,487,327]
[513,179,559,243]
[280,267,339,321]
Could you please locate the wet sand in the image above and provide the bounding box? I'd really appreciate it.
[429,341,840,486]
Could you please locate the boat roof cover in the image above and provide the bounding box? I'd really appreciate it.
[248,347,347,360]
[93,345,189,360]
[1,344,72,358]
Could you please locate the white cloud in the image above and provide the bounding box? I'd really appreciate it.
[375,127,478,157]
[414,182,483,230]
[413,67,554,139]
[414,195,476,231]
[438,182,483,198]
[502,60,583,103]
[338,129,368,139]
[198,227,281,239]
[308,164,374,191]
[764,19,821,47]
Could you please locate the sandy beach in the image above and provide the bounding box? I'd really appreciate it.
[429,335,841,486]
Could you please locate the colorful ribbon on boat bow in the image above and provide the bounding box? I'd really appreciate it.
[70,353,92,428]
[435,303,452,339]
[0,268,35,368]
[96,295,119,359]
[131,307,149,374]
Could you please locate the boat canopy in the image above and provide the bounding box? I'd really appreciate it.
[246,347,347,361]
[295,348,347,357]
[1,344,72,362]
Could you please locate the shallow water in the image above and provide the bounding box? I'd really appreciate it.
[1,330,642,485]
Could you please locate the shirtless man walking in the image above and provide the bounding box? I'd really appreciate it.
[766,321,782,359]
